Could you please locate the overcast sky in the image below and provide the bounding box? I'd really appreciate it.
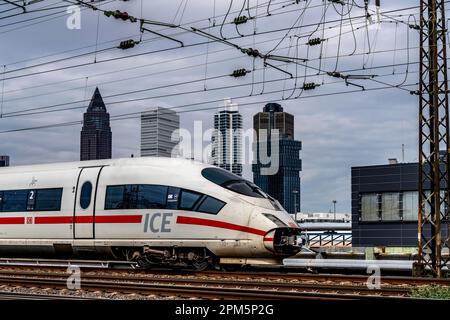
[0,0,421,213]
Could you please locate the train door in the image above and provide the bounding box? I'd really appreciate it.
[73,166,105,239]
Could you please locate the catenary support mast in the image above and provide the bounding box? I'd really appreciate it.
[415,0,450,277]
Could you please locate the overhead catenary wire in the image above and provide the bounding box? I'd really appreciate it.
[1,60,422,119]
[0,2,422,81]
[220,0,234,40]
[234,0,249,37]
[0,0,114,29]
[0,81,420,135]
[0,2,414,87]
[1,43,419,107]
[0,1,68,22]
[0,15,352,77]
[0,0,302,68]
[8,4,415,72]
[333,3,345,72]
[0,15,418,112]
[0,1,422,64]
[0,0,426,40]
[0,1,428,136]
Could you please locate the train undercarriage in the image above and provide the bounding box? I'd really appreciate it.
[0,228,305,271]
[116,246,216,271]
[113,229,305,271]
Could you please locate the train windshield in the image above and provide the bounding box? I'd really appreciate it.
[201,168,284,211]
[201,167,266,198]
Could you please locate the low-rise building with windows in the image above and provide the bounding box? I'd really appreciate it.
[351,161,448,247]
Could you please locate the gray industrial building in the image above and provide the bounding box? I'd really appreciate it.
[211,99,243,176]
[141,107,180,158]
[352,160,449,247]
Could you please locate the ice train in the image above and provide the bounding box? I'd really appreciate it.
[0,157,304,270]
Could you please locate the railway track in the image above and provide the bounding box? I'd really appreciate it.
[0,291,95,300]
[190,270,450,286]
[0,266,447,300]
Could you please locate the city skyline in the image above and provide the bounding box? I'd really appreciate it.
[1,97,307,211]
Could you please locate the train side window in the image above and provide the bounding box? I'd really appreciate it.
[26,190,36,211]
[105,185,139,209]
[179,190,202,210]
[35,189,63,211]
[80,182,92,209]
[123,185,138,209]
[1,190,28,212]
[0,191,3,211]
[105,185,126,209]
[166,187,180,210]
[137,185,167,209]
[197,196,226,215]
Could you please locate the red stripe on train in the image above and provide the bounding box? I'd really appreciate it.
[34,216,78,224]
[0,217,25,224]
[32,215,142,224]
[176,216,267,236]
[95,215,142,223]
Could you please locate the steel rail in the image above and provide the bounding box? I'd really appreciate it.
[1,260,450,286]
[0,274,418,300]
[0,268,438,300]
[0,291,96,300]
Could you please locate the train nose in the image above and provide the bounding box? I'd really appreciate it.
[263,228,304,256]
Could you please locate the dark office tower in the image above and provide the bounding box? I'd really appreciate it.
[252,103,302,214]
[80,87,112,161]
[0,155,10,167]
[254,103,295,140]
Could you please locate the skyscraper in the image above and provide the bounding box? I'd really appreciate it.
[211,99,243,176]
[141,107,180,157]
[0,155,10,167]
[252,103,302,214]
[80,87,112,161]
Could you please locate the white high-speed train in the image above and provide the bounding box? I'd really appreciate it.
[0,157,304,270]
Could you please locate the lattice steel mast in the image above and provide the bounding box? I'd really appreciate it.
[415,0,450,277]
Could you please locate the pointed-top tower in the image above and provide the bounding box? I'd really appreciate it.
[87,87,107,112]
[80,88,112,161]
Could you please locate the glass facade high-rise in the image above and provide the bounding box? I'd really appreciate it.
[211,99,243,176]
[252,103,302,214]
[254,103,295,140]
[80,88,112,161]
[141,107,180,157]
